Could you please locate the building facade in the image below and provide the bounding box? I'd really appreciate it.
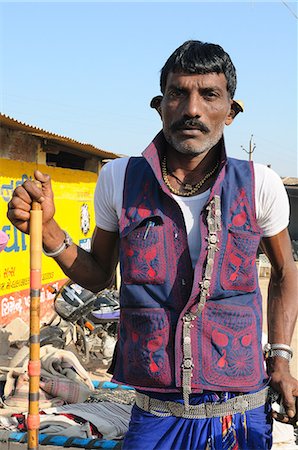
[0,114,120,326]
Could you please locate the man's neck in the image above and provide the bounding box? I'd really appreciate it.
[165,140,222,179]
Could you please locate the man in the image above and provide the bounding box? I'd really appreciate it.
[7,40,298,449]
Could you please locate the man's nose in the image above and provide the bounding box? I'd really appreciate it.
[182,93,203,118]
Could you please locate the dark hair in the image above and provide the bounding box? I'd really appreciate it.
[160,40,237,98]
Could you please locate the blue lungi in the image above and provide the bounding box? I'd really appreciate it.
[123,391,273,450]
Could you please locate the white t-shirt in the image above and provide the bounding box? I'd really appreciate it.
[94,158,289,267]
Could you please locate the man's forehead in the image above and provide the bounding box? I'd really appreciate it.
[166,71,228,90]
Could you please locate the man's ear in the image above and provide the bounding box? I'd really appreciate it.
[150,95,163,118]
[225,104,234,126]
[227,99,244,124]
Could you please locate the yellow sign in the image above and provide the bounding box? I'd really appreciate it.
[0,159,97,325]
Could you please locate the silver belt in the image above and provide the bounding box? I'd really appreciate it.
[135,387,269,419]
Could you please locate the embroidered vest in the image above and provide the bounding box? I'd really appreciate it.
[111,133,268,393]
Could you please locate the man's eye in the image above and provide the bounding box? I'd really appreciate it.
[204,91,218,100]
[168,89,183,98]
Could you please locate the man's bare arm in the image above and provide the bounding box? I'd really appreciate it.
[260,228,298,422]
[44,220,119,292]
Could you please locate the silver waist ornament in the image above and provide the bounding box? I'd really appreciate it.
[182,195,221,411]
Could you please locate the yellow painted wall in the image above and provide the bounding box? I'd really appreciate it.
[0,159,97,325]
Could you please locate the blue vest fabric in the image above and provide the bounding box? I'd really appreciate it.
[111,132,268,393]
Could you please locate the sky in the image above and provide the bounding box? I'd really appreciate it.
[0,1,297,177]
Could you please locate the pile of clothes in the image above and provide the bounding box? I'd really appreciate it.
[0,401,132,441]
[0,319,132,442]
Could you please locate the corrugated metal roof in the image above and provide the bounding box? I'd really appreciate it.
[282,177,298,186]
[0,113,122,160]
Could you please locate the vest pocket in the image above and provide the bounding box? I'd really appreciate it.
[201,303,264,389]
[221,228,261,292]
[120,216,166,284]
[118,308,173,387]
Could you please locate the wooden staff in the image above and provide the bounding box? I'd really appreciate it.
[28,190,42,450]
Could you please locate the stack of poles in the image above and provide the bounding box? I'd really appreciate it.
[28,194,43,450]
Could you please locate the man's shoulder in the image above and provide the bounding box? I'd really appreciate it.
[105,156,131,168]
[251,162,285,190]
[101,157,130,176]
[104,155,146,169]
[101,156,150,184]
[226,158,283,187]
[227,158,276,173]
[227,156,251,165]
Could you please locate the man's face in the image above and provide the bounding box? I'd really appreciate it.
[160,72,233,156]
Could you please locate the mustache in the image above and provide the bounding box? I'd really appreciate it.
[170,118,210,134]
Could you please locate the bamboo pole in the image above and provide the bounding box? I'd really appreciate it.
[28,193,42,450]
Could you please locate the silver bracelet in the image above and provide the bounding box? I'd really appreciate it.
[264,343,293,362]
[43,231,73,258]
[270,343,293,356]
[268,349,292,362]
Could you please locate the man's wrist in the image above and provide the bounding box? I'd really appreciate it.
[267,356,291,380]
[42,220,69,256]
[43,230,73,257]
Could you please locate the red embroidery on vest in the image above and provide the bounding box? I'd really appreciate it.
[212,329,229,347]
[218,349,227,368]
[241,334,252,347]
[202,304,260,388]
[221,229,259,291]
[121,221,166,284]
[232,210,247,227]
[121,308,173,387]
[138,204,151,219]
